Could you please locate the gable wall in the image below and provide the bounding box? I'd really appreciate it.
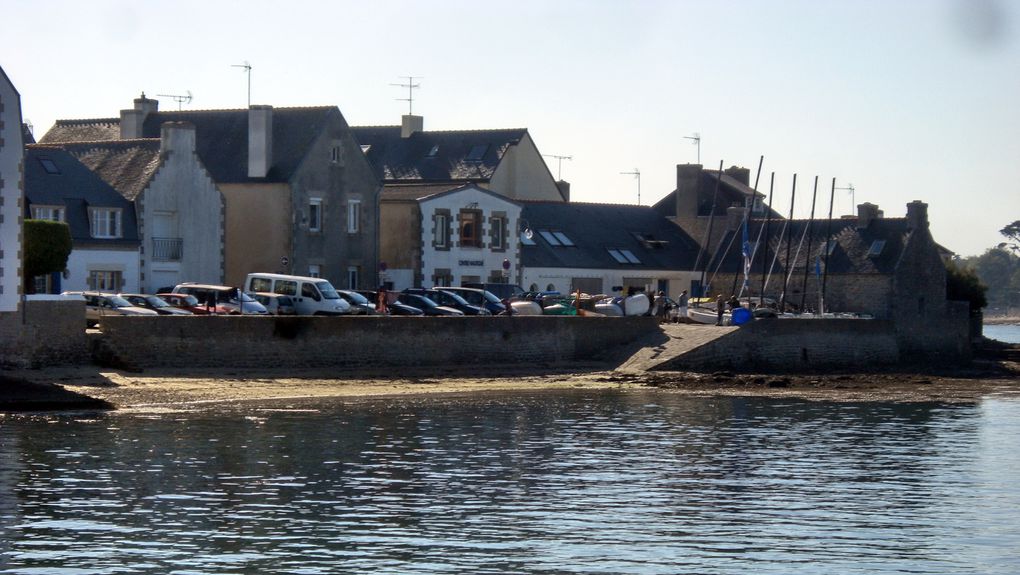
[221,182,291,286]
[0,70,23,311]
[379,200,420,287]
[489,133,562,201]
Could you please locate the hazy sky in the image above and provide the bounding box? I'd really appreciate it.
[3,0,1017,256]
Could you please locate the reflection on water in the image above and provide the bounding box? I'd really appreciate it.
[1,391,1019,574]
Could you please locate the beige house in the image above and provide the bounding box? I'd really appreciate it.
[0,65,23,311]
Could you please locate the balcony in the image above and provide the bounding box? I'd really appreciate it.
[152,237,183,261]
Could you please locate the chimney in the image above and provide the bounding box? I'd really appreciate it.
[555,180,571,202]
[401,114,423,138]
[120,92,158,139]
[248,105,273,178]
[675,164,702,220]
[726,206,745,231]
[857,202,880,229]
[160,122,196,156]
[724,165,750,187]
[905,200,929,231]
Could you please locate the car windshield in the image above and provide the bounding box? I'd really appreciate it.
[407,295,437,308]
[175,294,199,306]
[481,291,502,303]
[107,295,134,307]
[145,296,171,308]
[343,291,370,305]
[438,291,469,305]
[229,290,256,303]
[315,281,340,300]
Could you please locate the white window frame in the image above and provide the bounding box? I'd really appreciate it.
[90,208,122,239]
[309,198,323,232]
[308,264,321,278]
[348,200,361,234]
[88,270,123,291]
[435,213,449,248]
[32,205,65,222]
[347,266,359,289]
[491,217,505,250]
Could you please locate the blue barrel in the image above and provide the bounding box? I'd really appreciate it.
[731,307,752,326]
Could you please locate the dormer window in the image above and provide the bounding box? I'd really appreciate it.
[90,208,122,239]
[466,144,488,161]
[32,205,65,222]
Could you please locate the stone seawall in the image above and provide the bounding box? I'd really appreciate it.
[0,300,89,368]
[96,315,659,370]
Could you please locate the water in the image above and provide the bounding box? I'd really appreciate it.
[2,391,1020,574]
[984,323,1020,344]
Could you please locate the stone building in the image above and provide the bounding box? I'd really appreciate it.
[41,95,379,289]
[0,65,23,311]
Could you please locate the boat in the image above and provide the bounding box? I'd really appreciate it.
[509,300,543,315]
[687,305,728,325]
[594,298,623,316]
[594,293,650,317]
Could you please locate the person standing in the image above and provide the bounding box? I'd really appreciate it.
[654,291,668,323]
[677,290,689,323]
[715,295,725,326]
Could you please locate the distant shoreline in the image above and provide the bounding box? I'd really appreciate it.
[984,316,1020,326]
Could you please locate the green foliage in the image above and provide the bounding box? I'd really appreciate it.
[1000,220,1020,254]
[946,260,987,312]
[959,247,1020,310]
[23,219,72,283]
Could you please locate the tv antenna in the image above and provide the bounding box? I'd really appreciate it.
[683,132,701,164]
[156,90,193,110]
[835,182,855,212]
[390,76,421,115]
[620,168,641,205]
[543,154,572,180]
[232,61,252,107]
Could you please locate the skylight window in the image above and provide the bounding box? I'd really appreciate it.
[867,240,886,257]
[608,249,628,264]
[466,144,488,161]
[520,231,536,245]
[360,144,371,154]
[538,230,561,246]
[38,157,60,174]
[608,249,642,264]
[620,249,641,264]
[552,232,574,246]
[426,144,440,158]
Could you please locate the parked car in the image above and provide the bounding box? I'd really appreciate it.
[120,293,193,315]
[171,283,268,314]
[156,292,227,315]
[462,282,526,301]
[243,273,351,315]
[62,291,160,327]
[338,290,379,315]
[253,292,297,315]
[396,293,464,316]
[439,287,506,315]
[404,288,490,316]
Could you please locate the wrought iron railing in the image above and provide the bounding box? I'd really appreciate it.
[152,237,183,261]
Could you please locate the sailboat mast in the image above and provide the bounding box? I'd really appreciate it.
[732,155,763,299]
[759,172,775,308]
[698,160,725,296]
[821,177,836,313]
[780,174,797,312]
[799,176,818,312]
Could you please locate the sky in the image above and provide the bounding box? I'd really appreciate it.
[2,0,1018,257]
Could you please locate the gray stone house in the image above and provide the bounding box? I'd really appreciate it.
[41,95,380,289]
[0,64,23,311]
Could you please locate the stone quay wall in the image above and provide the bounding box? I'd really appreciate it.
[0,300,89,368]
[95,315,659,370]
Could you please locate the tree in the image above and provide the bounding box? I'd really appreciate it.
[962,247,1020,309]
[999,220,1020,254]
[23,219,72,294]
[946,260,987,313]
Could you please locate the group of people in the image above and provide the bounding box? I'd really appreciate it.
[653,289,690,324]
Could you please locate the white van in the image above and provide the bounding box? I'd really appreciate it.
[244,273,351,315]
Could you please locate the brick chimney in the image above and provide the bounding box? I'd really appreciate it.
[724,165,750,187]
[857,202,881,229]
[160,122,196,157]
[905,200,929,231]
[401,114,423,138]
[120,92,158,139]
[555,180,571,202]
[248,105,273,178]
[726,206,745,231]
[675,164,702,220]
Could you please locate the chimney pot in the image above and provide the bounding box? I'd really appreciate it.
[675,163,702,220]
[401,114,423,138]
[248,105,274,178]
[906,200,929,231]
[857,202,880,229]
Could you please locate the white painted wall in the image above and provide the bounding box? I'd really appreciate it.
[0,67,24,311]
[419,187,521,289]
[64,247,142,293]
[382,268,415,291]
[521,266,701,298]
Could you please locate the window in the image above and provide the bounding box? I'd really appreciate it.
[302,282,320,301]
[539,230,561,246]
[867,240,886,257]
[32,205,64,222]
[88,270,122,291]
[331,146,341,163]
[38,157,60,174]
[308,264,321,278]
[427,144,440,158]
[435,212,450,248]
[348,266,359,289]
[360,144,372,154]
[490,216,507,250]
[521,229,536,245]
[309,198,322,232]
[459,210,482,248]
[275,280,297,296]
[825,240,838,256]
[90,208,122,239]
[466,144,488,161]
[250,277,272,292]
[552,232,574,246]
[348,200,360,234]
[608,248,641,264]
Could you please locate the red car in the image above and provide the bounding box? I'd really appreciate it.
[156,293,231,315]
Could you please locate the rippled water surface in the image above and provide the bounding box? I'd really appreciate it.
[2,391,1019,574]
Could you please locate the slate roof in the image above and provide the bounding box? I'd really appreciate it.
[381,183,463,202]
[41,106,341,184]
[54,140,162,201]
[24,146,139,244]
[652,170,781,219]
[704,216,912,277]
[350,126,528,183]
[520,201,701,270]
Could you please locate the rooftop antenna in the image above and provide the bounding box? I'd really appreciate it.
[683,132,701,164]
[156,90,193,111]
[231,61,252,107]
[543,154,573,180]
[620,168,641,204]
[835,182,855,213]
[390,75,422,115]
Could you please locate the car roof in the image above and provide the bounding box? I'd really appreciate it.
[176,283,237,291]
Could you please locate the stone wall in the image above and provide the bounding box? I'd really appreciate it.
[0,300,89,368]
[95,315,658,370]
